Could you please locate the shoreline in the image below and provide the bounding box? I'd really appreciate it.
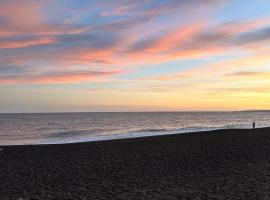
[1,128,270,199]
[0,127,263,147]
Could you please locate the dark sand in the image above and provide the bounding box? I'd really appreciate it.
[1,128,270,200]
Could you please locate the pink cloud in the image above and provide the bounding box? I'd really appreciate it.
[1,0,270,85]
[125,18,270,64]
[0,0,44,36]
[0,70,122,84]
[0,37,57,49]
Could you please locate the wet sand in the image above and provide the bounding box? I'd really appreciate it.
[1,128,270,200]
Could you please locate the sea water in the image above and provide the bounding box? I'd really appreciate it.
[0,111,270,145]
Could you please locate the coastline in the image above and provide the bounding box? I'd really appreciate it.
[1,128,270,199]
[0,127,258,147]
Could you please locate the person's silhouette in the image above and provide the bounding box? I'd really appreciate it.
[253,121,256,129]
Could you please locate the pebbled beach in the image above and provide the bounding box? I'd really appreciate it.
[1,128,270,200]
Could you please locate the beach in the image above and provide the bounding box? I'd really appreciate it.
[1,128,270,200]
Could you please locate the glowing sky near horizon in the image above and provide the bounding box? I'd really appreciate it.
[1,0,270,112]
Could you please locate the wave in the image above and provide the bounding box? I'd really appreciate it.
[0,123,256,146]
[45,130,88,138]
[130,126,221,134]
[133,128,170,133]
[44,128,119,138]
[40,124,248,142]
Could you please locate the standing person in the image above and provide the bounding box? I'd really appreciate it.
[253,121,256,129]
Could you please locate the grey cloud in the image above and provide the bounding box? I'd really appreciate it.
[0,64,26,75]
[234,26,270,45]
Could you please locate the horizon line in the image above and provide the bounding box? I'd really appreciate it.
[1,110,270,114]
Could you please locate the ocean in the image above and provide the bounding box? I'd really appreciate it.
[0,111,270,146]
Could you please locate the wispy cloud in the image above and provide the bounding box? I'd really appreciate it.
[0,35,57,49]
[126,18,270,62]
[224,71,270,79]
[1,0,270,87]
[0,70,122,84]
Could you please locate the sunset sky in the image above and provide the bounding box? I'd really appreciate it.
[1,0,270,112]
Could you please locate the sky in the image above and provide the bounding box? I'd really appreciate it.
[1,0,270,112]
